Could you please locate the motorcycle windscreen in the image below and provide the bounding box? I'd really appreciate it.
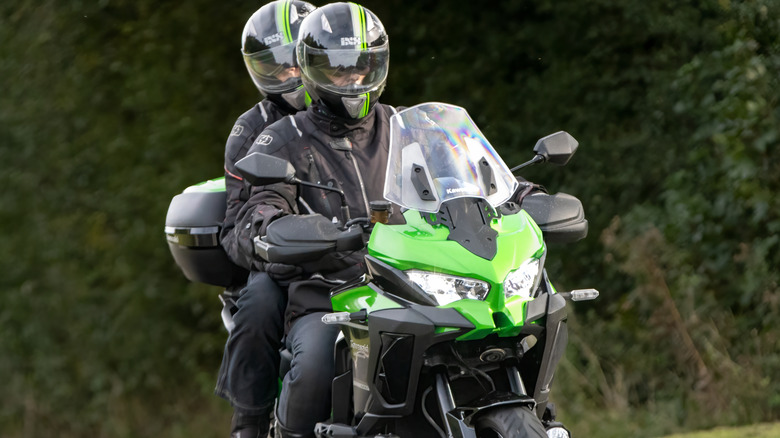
[383,103,518,213]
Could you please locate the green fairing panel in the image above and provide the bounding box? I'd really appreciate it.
[369,210,544,281]
[442,297,528,340]
[183,177,226,193]
[368,209,545,339]
[331,284,404,314]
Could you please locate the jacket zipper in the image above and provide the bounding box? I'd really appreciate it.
[307,152,320,184]
[307,151,335,219]
[345,150,370,216]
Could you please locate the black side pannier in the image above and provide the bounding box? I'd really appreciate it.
[165,178,248,288]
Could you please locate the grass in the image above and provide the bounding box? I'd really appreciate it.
[662,423,780,438]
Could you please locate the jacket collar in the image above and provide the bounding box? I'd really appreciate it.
[307,102,376,137]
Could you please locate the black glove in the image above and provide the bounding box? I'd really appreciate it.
[265,262,304,286]
[300,249,365,275]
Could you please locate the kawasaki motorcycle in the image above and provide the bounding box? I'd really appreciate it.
[228,103,597,438]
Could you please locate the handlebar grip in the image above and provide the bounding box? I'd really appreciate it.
[253,235,337,264]
[336,225,365,251]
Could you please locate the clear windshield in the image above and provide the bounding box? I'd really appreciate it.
[383,103,518,213]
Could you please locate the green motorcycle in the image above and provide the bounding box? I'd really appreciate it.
[230,103,596,438]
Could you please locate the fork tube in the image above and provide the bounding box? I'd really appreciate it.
[506,365,527,396]
[434,372,456,436]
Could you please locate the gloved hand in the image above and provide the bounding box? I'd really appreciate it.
[265,262,304,286]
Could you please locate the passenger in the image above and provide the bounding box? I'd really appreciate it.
[215,2,316,438]
[233,3,404,436]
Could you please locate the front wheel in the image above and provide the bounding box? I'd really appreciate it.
[475,406,548,438]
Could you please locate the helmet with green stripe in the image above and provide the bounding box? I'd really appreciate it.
[242,0,316,111]
[296,2,389,119]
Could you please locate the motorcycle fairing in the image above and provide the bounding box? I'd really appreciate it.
[424,197,500,260]
[328,254,563,434]
[364,208,545,340]
[368,209,544,286]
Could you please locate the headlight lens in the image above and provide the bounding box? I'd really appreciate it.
[406,270,490,306]
[503,258,541,300]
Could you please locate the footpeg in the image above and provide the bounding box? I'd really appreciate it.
[314,422,357,438]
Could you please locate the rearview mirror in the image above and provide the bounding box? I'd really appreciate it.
[236,152,296,186]
[533,131,578,166]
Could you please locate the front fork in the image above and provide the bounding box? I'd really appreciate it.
[434,372,476,438]
[433,365,535,438]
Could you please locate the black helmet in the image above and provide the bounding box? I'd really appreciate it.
[242,0,316,111]
[296,3,389,119]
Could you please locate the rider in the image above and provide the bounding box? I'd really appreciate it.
[233,3,404,437]
[216,2,315,437]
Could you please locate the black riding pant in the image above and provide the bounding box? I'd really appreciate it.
[215,271,286,415]
[276,311,340,435]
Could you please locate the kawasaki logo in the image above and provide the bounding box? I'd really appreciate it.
[446,187,470,194]
[264,32,284,46]
[350,340,369,358]
[340,36,362,46]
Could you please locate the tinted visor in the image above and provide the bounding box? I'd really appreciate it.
[299,43,388,95]
[243,41,301,93]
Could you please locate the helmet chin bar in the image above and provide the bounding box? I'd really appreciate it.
[281,86,307,111]
[341,95,368,119]
[305,84,375,120]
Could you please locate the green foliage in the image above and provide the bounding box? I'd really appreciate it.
[552,0,780,435]
[0,0,246,435]
[1,0,778,436]
[663,422,780,438]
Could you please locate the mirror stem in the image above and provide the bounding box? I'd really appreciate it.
[294,179,351,223]
[340,205,351,223]
[510,154,545,173]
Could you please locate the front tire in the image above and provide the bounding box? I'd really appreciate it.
[475,406,548,438]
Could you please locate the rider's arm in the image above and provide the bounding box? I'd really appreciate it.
[220,117,257,270]
[231,119,300,270]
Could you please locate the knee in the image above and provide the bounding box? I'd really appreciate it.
[286,325,339,385]
[285,355,334,392]
[231,290,285,336]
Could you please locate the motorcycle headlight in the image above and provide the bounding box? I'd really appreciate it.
[503,258,541,300]
[406,270,490,306]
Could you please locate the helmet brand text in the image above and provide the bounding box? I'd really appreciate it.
[340,36,363,46]
[264,32,284,46]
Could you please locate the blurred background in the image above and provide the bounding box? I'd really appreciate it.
[1,0,778,437]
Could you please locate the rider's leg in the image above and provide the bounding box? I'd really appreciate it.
[275,312,340,437]
[215,271,287,437]
[231,411,271,438]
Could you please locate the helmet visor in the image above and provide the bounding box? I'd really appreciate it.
[299,43,388,95]
[243,41,301,93]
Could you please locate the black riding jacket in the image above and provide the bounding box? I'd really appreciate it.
[233,102,405,329]
[221,100,292,271]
